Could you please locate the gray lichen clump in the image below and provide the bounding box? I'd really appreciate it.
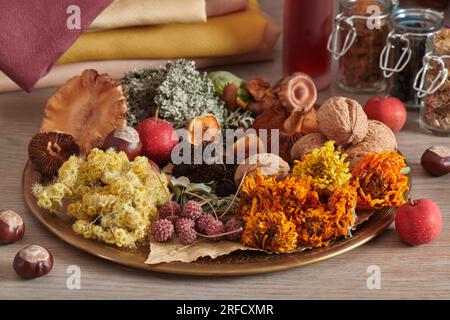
[121,59,225,128]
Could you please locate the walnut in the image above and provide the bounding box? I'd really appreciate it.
[290,133,328,161]
[345,120,398,170]
[317,96,368,146]
[40,70,127,155]
[234,153,290,184]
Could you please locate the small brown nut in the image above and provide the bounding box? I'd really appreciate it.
[13,245,53,279]
[345,120,397,170]
[234,153,290,184]
[317,96,368,146]
[0,210,25,245]
[103,126,142,160]
[290,133,328,161]
[421,146,450,177]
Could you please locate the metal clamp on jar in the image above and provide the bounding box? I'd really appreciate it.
[414,29,450,135]
[328,0,392,93]
[379,8,443,109]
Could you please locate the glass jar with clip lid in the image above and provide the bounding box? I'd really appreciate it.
[379,8,443,109]
[414,28,450,136]
[328,0,393,93]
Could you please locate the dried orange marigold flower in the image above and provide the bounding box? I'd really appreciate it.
[351,151,409,210]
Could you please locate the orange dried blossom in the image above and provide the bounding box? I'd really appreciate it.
[351,151,409,210]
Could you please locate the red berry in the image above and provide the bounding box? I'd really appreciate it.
[395,199,442,245]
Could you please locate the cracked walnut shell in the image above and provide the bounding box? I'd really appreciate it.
[345,120,398,170]
[317,96,368,146]
[40,70,128,155]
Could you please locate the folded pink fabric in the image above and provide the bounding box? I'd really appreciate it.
[207,0,249,17]
[0,1,112,92]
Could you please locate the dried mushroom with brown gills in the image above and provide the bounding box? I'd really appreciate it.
[40,69,128,155]
[250,73,318,162]
[28,132,80,176]
[317,96,368,147]
[290,133,328,161]
[187,114,221,145]
[345,120,398,170]
[234,153,290,184]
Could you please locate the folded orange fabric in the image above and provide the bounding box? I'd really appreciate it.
[58,0,265,64]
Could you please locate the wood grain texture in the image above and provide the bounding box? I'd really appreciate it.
[1,0,450,299]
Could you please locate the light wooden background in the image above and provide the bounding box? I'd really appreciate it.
[0,0,449,299]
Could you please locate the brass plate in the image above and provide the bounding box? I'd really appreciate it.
[22,161,409,276]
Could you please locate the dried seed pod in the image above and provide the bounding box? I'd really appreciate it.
[28,132,80,176]
[290,133,328,161]
[234,153,290,184]
[317,96,368,146]
[274,73,317,114]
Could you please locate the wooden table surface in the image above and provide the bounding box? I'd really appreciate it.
[1,1,449,300]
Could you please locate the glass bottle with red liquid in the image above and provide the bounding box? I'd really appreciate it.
[283,0,333,91]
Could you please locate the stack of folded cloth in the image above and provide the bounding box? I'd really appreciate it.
[0,0,280,92]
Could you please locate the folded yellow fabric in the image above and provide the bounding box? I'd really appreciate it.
[89,0,207,31]
[58,0,265,64]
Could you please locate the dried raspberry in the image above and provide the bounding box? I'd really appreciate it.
[181,200,203,220]
[224,219,243,242]
[158,201,182,220]
[179,227,197,245]
[205,219,225,241]
[150,219,174,243]
[175,218,195,234]
[196,214,216,233]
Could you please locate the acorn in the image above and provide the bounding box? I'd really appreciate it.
[28,132,80,176]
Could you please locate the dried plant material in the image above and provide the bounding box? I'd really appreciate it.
[290,133,327,161]
[28,132,80,176]
[345,120,398,170]
[40,70,127,155]
[234,153,290,184]
[146,239,258,264]
[300,108,320,134]
[292,141,351,193]
[317,96,368,146]
[351,151,409,210]
[274,73,317,113]
[187,114,221,145]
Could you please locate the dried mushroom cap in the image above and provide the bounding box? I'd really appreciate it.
[275,73,317,114]
[234,153,290,184]
[28,132,80,176]
[317,96,368,146]
[345,120,398,170]
[290,133,328,161]
[40,69,127,155]
[187,114,221,145]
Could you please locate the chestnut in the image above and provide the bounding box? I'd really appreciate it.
[13,245,53,279]
[0,210,25,245]
[103,126,142,160]
[421,146,450,177]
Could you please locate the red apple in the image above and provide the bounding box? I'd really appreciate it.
[364,96,407,133]
[395,199,442,245]
[136,116,179,166]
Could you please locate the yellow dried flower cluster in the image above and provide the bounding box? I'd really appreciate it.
[292,141,351,193]
[33,148,170,248]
